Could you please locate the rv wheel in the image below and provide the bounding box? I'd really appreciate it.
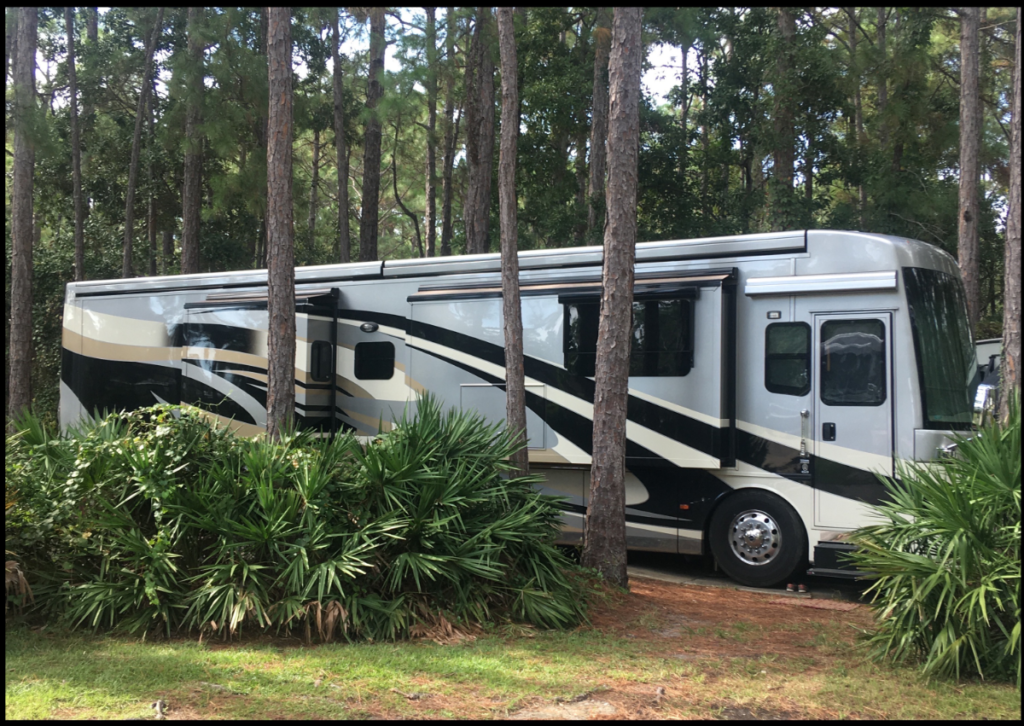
[708,490,807,589]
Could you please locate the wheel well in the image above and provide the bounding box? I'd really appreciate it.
[702,486,810,561]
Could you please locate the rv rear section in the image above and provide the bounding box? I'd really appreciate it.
[60,230,979,589]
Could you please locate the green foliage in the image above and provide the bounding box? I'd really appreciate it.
[5,395,587,640]
[848,392,1021,686]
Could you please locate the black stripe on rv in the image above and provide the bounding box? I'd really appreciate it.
[355,308,886,509]
[408,344,730,526]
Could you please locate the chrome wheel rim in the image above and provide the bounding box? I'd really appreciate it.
[727,509,781,566]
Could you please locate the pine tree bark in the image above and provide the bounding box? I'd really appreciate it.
[496,7,528,478]
[847,7,867,228]
[464,7,496,256]
[147,81,157,276]
[877,7,888,149]
[66,7,85,282]
[122,7,163,278]
[5,10,17,110]
[440,7,460,257]
[424,7,438,257]
[958,7,982,330]
[359,7,386,262]
[333,9,351,263]
[581,6,642,590]
[181,6,203,275]
[769,7,795,232]
[587,7,612,237]
[999,11,1021,422]
[266,6,296,441]
[8,7,37,424]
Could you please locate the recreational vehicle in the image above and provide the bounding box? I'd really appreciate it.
[60,230,979,588]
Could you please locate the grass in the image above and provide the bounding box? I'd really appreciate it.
[6,604,1019,720]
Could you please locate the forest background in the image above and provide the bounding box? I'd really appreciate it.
[4,7,1019,427]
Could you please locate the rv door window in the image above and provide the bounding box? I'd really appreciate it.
[354,341,395,380]
[820,319,886,406]
[310,340,333,382]
[765,322,810,396]
[564,298,693,377]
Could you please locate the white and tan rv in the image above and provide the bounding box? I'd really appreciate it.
[60,230,979,588]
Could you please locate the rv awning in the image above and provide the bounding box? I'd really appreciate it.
[408,269,736,304]
[744,271,897,296]
[184,287,338,309]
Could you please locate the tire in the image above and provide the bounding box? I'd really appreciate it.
[708,489,808,589]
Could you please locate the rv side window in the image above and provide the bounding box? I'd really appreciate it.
[354,341,395,380]
[765,323,810,396]
[820,319,886,406]
[564,298,693,377]
[310,341,333,382]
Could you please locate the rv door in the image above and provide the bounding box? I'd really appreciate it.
[812,312,894,528]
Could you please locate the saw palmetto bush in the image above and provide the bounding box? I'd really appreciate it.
[6,395,587,640]
[848,392,1021,686]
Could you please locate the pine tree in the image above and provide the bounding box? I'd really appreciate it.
[181,6,203,275]
[8,7,37,424]
[266,6,296,440]
[333,9,351,263]
[464,7,495,255]
[359,7,386,262]
[66,8,85,282]
[1000,10,1020,422]
[582,7,643,589]
[122,8,164,278]
[497,7,528,477]
[958,7,982,329]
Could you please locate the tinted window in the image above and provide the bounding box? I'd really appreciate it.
[903,267,977,429]
[354,342,395,380]
[565,298,692,377]
[820,319,886,406]
[765,322,810,396]
[310,340,333,382]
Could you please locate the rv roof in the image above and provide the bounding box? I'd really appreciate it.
[69,230,807,297]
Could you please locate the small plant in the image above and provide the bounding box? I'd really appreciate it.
[848,392,1021,686]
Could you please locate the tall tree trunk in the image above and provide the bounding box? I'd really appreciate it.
[877,7,888,149]
[181,6,203,275]
[847,7,867,228]
[5,10,17,106]
[496,7,528,478]
[161,229,173,275]
[83,8,97,123]
[8,7,37,424]
[266,6,296,441]
[581,6,642,590]
[958,6,982,330]
[333,9,351,263]
[359,7,386,262]
[308,125,319,248]
[66,7,85,282]
[256,9,270,269]
[392,124,424,257]
[424,7,438,257]
[464,7,496,256]
[147,80,157,276]
[122,8,164,278]
[440,7,459,257]
[769,7,795,232]
[999,11,1021,423]
[587,7,612,237]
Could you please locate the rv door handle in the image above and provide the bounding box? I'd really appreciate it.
[822,423,836,441]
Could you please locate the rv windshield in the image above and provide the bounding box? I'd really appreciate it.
[903,267,977,430]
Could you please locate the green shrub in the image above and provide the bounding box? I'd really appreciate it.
[6,395,587,640]
[848,392,1021,686]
